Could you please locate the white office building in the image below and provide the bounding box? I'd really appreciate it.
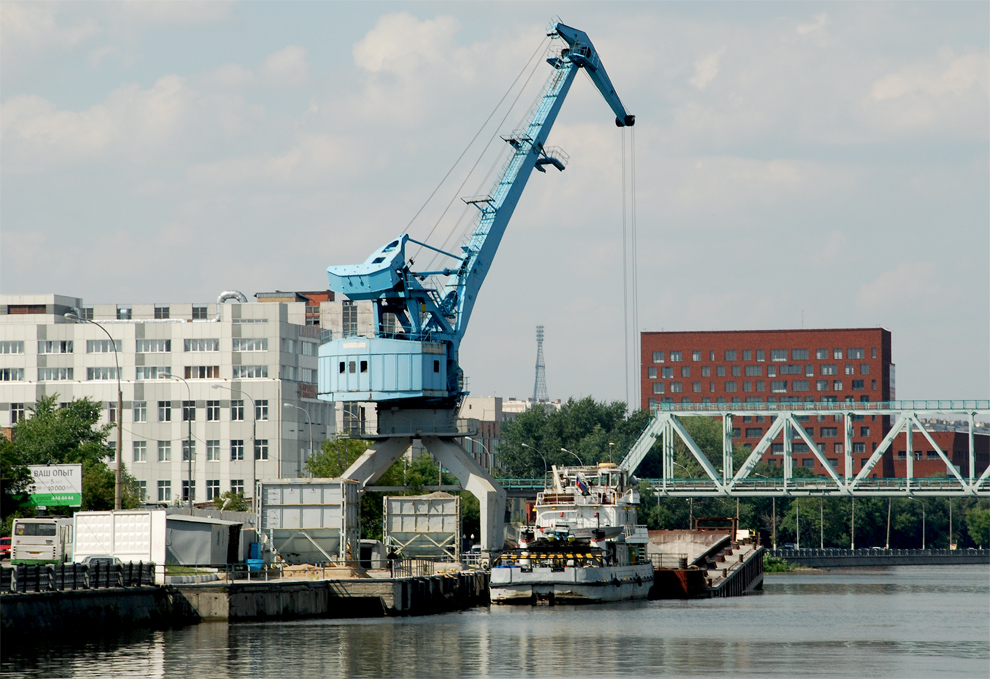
[0,292,334,504]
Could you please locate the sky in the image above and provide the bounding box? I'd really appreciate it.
[2,1,988,406]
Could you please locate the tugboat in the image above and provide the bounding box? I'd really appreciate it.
[490,463,653,604]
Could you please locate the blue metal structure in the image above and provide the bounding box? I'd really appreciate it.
[319,22,634,408]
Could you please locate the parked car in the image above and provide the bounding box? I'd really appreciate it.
[0,536,10,559]
[80,555,122,567]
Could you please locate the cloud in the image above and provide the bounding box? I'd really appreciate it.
[811,230,848,267]
[797,13,829,36]
[353,12,462,75]
[689,48,726,91]
[872,51,988,102]
[261,46,308,88]
[199,63,256,90]
[0,2,100,52]
[855,261,947,311]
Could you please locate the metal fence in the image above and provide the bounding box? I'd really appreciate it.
[1,562,156,594]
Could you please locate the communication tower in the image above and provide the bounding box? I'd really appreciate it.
[533,326,548,402]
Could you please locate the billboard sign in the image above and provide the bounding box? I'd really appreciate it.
[28,464,83,506]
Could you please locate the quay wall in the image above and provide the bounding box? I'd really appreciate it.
[772,548,990,568]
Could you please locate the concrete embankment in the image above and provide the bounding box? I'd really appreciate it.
[1,571,490,637]
[772,548,990,568]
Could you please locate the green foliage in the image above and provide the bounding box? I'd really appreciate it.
[213,491,250,512]
[965,507,989,547]
[763,554,792,572]
[1,437,35,533]
[306,437,371,478]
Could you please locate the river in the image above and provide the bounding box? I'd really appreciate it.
[3,565,987,678]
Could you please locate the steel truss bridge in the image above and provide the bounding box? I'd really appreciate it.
[500,401,990,498]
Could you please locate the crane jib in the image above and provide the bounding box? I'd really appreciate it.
[319,22,634,408]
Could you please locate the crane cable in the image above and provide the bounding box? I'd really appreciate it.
[621,126,639,411]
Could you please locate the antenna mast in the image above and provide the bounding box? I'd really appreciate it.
[533,325,548,402]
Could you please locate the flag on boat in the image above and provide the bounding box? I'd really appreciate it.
[575,475,589,495]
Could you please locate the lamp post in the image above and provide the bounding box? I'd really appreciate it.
[608,441,615,462]
[283,402,312,477]
[65,311,122,510]
[521,443,548,480]
[753,473,776,550]
[907,497,927,550]
[560,447,584,466]
[163,373,193,514]
[465,436,494,472]
[213,383,256,502]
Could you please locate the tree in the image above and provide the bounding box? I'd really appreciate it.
[5,395,140,514]
[1,437,35,534]
[306,436,370,478]
[965,506,989,548]
[213,491,250,512]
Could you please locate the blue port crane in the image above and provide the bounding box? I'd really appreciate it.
[317,22,635,551]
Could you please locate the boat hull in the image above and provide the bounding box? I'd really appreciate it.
[490,563,653,605]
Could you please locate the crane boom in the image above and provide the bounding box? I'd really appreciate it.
[319,21,634,409]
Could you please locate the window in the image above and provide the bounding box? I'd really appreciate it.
[157,441,172,462]
[302,342,316,356]
[701,366,711,377]
[670,351,682,362]
[821,364,837,376]
[743,350,752,361]
[231,400,244,421]
[834,443,844,454]
[133,401,147,422]
[792,380,809,392]
[182,400,196,421]
[232,365,267,378]
[816,349,828,359]
[767,366,776,377]
[342,300,358,336]
[158,401,171,422]
[770,349,787,361]
[206,480,220,501]
[231,480,245,496]
[38,340,73,354]
[670,382,683,393]
[117,306,132,320]
[647,367,657,379]
[652,351,665,363]
[745,428,762,438]
[725,350,737,361]
[771,443,783,454]
[39,367,73,380]
[771,381,788,393]
[852,380,865,391]
[716,366,726,377]
[181,481,195,501]
[233,338,268,352]
[157,480,171,502]
[848,348,864,359]
[692,351,701,361]
[255,439,269,460]
[756,350,765,362]
[231,440,245,460]
[860,427,870,436]
[725,382,737,392]
[661,367,674,379]
[184,338,219,352]
[844,364,854,375]
[133,441,147,463]
[780,365,802,375]
[872,379,877,390]
[805,365,814,377]
[207,440,220,461]
[10,403,25,422]
[833,349,843,359]
[192,306,209,320]
[860,364,870,375]
[107,401,117,424]
[181,441,196,461]
[653,383,665,394]
[821,427,838,438]
[872,348,877,359]
[86,340,121,353]
[816,380,829,391]
[852,443,866,453]
[693,382,702,393]
[137,366,170,380]
[206,400,220,421]
[185,365,220,379]
[154,305,170,320]
[710,351,715,361]
[0,341,24,354]
[801,458,815,468]
[136,339,170,353]
[0,368,24,381]
[255,400,269,420]
[681,366,690,378]
[743,381,752,392]
[284,339,296,354]
[137,481,147,502]
[745,366,762,377]
[756,381,765,392]
[792,349,809,360]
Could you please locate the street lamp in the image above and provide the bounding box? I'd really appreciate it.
[65,311,122,510]
[907,497,927,550]
[608,441,615,462]
[521,443,548,479]
[283,402,312,477]
[213,383,256,502]
[560,447,584,466]
[753,473,775,550]
[465,436,494,472]
[162,373,194,514]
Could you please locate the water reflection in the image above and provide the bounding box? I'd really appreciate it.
[3,566,987,679]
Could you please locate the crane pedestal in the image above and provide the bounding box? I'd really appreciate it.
[342,430,506,552]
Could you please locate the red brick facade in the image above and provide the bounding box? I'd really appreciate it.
[890,430,989,479]
[640,328,895,476]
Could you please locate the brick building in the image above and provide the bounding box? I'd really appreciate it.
[640,328,895,476]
